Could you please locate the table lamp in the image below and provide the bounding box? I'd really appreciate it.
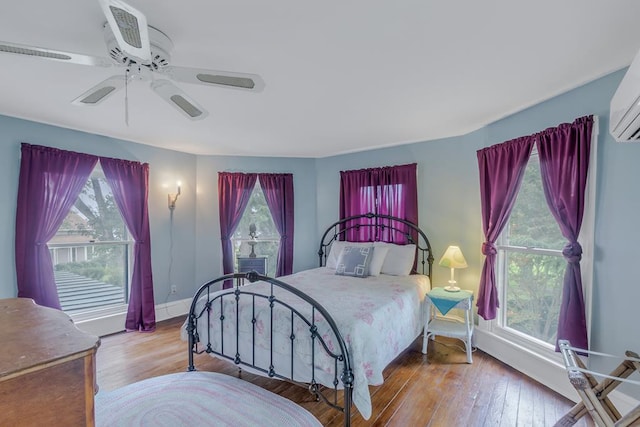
[439,245,468,292]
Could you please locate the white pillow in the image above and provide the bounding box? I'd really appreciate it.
[368,246,389,276]
[375,242,416,276]
[325,241,373,269]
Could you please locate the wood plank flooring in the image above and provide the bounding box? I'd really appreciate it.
[96,316,594,426]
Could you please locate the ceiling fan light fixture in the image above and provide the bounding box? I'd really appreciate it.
[0,0,262,121]
[196,73,255,89]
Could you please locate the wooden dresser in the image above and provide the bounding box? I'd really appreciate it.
[0,298,100,426]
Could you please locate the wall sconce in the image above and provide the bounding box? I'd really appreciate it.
[168,182,181,210]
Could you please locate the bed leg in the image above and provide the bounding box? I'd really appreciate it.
[344,386,352,427]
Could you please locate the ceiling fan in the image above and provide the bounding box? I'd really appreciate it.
[0,0,264,121]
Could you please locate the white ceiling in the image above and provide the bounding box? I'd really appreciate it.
[1,1,639,158]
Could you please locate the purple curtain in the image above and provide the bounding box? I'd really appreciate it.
[101,157,155,332]
[339,163,417,243]
[477,137,534,320]
[258,174,294,277]
[218,172,257,288]
[15,144,98,309]
[536,116,592,351]
[376,163,418,243]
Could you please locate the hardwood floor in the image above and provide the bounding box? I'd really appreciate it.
[96,316,594,426]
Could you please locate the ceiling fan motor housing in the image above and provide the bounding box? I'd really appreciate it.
[104,24,173,71]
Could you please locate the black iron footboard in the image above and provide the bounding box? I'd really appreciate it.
[186,271,354,427]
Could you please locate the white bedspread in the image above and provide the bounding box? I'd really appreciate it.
[184,267,430,420]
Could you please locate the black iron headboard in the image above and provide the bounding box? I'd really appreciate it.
[318,213,434,279]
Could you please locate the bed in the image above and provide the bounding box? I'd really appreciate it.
[184,213,434,426]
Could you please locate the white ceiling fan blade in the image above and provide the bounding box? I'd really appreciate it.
[161,66,265,92]
[72,76,125,106]
[0,41,113,67]
[99,0,151,64]
[150,79,208,120]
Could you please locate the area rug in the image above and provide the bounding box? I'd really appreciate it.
[95,371,322,427]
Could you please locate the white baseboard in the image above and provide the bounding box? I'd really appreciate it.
[475,328,639,415]
[74,297,192,337]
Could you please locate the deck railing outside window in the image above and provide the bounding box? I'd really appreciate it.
[49,241,130,314]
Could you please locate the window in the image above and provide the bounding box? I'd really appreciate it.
[496,151,566,348]
[231,182,280,277]
[48,163,133,315]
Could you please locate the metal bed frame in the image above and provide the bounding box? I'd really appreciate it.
[187,271,353,425]
[186,213,434,426]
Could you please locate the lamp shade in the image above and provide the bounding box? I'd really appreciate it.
[438,245,468,269]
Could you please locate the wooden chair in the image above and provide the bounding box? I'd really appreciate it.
[556,340,640,427]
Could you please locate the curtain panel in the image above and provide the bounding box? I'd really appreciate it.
[15,144,98,309]
[476,137,534,320]
[536,115,593,351]
[339,163,418,243]
[258,174,294,277]
[218,172,258,288]
[101,157,156,332]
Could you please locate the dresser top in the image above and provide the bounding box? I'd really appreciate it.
[0,298,100,379]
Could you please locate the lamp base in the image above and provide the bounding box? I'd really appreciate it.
[444,286,460,292]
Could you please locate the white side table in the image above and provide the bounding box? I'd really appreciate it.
[422,287,474,363]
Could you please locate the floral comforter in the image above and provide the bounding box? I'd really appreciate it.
[185,267,430,420]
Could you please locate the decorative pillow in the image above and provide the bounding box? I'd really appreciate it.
[325,241,372,269]
[367,246,390,276]
[335,246,373,278]
[374,242,416,276]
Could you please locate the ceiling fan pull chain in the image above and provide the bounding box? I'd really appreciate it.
[124,67,129,126]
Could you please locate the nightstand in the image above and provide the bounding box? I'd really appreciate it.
[422,287,474,363]
[237,256,267,275]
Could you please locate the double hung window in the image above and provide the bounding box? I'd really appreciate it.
[495,151,565,351]
[49,163,133,315]
[231,182,280,277]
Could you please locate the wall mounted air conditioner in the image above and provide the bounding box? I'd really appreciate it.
[610,48,640,142]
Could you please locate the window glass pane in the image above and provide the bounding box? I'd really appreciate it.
[232,182,280,277]
[503,251,565,345]
[501,153,565,345]
[506,155,564,250]
[49,163,130,314]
